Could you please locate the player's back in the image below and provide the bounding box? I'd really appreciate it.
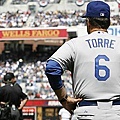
[71,31,120,100]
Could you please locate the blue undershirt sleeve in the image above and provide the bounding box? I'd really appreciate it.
[45,60,64,90]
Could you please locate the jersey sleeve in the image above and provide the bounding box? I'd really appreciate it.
[21,92,28,100]
[49,40,75,72]
[16,83,28,100]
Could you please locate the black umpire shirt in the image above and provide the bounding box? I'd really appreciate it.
[0,83,28,107]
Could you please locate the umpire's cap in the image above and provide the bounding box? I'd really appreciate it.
[3,72,15,83]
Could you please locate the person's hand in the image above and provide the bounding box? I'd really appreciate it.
[61,96,82,114]
[18,106,22,110]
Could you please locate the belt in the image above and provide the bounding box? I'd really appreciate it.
[78,100,120,107]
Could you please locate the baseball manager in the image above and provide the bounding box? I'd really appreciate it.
[45,1,120,120]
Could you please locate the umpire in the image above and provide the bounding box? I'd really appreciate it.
[0,72,28,120]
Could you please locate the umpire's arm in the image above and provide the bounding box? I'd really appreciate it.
[45,60,82,114]
[18,97,28,110]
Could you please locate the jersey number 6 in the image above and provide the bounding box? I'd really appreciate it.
[95,55,110,81]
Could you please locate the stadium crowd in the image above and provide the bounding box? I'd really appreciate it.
[0,10,31,28]
[29,10,120,27]
[0,9,119,28]
[0,52,73,100]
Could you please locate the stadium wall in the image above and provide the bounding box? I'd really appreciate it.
[67,25,120,37]
[0,26,120,54]
[23,99,62,120]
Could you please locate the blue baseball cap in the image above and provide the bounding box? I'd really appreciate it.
[83,1,110,18]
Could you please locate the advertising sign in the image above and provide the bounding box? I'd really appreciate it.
[0,28,68,40]
[25,99,61,107]
[108,26,120,36]
[77,26,120,37]
[22,107,36,120]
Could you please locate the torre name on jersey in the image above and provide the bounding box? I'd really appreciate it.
[86,38,116,49]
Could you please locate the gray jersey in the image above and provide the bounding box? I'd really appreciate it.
[49,31,120,100]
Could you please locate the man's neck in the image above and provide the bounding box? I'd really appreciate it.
[90,28,107,33]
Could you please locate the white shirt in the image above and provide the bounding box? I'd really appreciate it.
[59,108,71,120]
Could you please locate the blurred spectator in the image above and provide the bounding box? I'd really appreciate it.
[58,108,71,120]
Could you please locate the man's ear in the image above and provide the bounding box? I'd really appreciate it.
[86,18,90,27]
